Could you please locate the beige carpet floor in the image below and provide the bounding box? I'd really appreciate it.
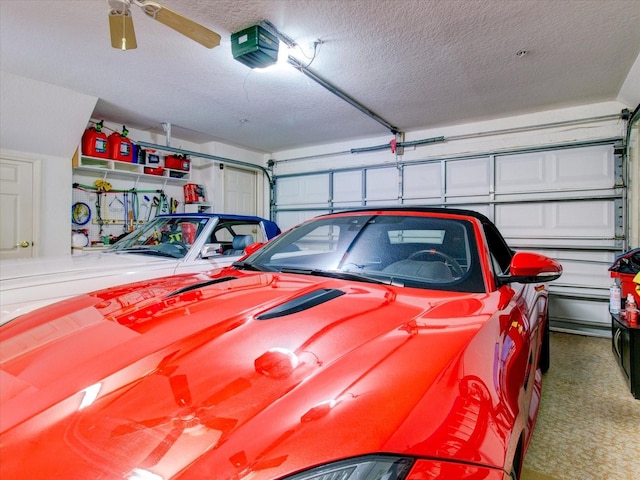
[522,332,640,480]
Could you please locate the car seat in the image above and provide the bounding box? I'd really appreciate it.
[223,234,255,255]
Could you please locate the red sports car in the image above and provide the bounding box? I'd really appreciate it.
[0,208,562,480]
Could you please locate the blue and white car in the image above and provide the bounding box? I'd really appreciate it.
[0,213,280,324]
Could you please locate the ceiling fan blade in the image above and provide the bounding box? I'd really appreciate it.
[140,423,185,468]
[200,415,238,434]
[111,416,172,436]
[137,1,221,48]
[108,9,138,50]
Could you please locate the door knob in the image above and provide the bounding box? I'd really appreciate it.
[18,241,30,248]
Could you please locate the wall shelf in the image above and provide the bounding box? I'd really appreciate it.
[184,203,212,213]
[73,154,190,184]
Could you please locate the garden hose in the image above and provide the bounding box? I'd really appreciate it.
[71,202,91,225]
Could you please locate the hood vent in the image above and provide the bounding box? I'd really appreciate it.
[165,276,238,298]
[257,289,345,320]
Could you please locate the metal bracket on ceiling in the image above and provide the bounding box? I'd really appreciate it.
[161,122,171,147]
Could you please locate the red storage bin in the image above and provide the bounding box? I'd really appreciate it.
[108,126,134,162]
[82,121,109,158]
[165,155,190,171]
[609,248,640,307]
[144,166,165,176]
[184,183,206,204]
[611,272,640,307]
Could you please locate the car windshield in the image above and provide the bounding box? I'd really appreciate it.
[108,216,211,259]
[241,213,486,293]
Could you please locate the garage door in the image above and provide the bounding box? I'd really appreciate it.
[273,141,625,335]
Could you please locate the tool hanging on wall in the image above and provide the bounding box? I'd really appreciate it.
[94,178,111,235]
[140,195,151,222]
[131,191,139,227]
[123,192,129,232]
[72,202,91,225]
[149,196,160,220]
[95,192,104,236]
[159,192,169,214]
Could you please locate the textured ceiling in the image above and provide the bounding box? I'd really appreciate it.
[1,0,639,153]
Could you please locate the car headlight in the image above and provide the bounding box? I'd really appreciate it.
[283,455,414,480]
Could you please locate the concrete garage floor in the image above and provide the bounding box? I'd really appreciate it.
[522,332,640,480]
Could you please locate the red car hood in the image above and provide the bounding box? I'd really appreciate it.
[0,270,508,479]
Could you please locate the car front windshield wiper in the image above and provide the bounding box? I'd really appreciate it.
[232,261,278,272]
[110,247,179,259]
[278,267,393,285]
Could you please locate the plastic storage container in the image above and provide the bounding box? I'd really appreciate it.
[81,121,109,158]
[165,155,190,171]
[108,126,134,162]
[609,248,640,308]
[184,184,206,204]
[144,166,164,176]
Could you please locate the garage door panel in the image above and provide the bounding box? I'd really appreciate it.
[333,171,362,203]
[494,188,619,203]
[366,168,397,201]
[450,204,492,218]
[496,200,615,241]
[366,199,399,206]
[496,144,614,194]
[276,210,329,232]
[403,163,441,200]
[402,198,438,205]
[444,195,492,205]
[550,297,610,334]
[554,145,613,186]
[446,157,490,197]
[334,201,364,208]
[276,174,329,208]
[540,249,615,289]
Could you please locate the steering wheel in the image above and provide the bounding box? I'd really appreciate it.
[407,249,464,277]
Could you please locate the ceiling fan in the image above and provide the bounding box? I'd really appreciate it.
[107,0,221,50]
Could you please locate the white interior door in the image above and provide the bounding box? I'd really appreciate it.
[0,155,37,259]
[224,166,257,216]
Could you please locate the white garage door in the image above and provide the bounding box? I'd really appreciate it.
[274,141,625,335]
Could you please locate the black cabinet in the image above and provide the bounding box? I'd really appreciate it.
[611,313,640,399]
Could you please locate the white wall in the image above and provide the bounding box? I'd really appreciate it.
[0,72,97,256]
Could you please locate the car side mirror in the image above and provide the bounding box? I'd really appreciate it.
[498,251,562,285]
[201,243,223,259]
